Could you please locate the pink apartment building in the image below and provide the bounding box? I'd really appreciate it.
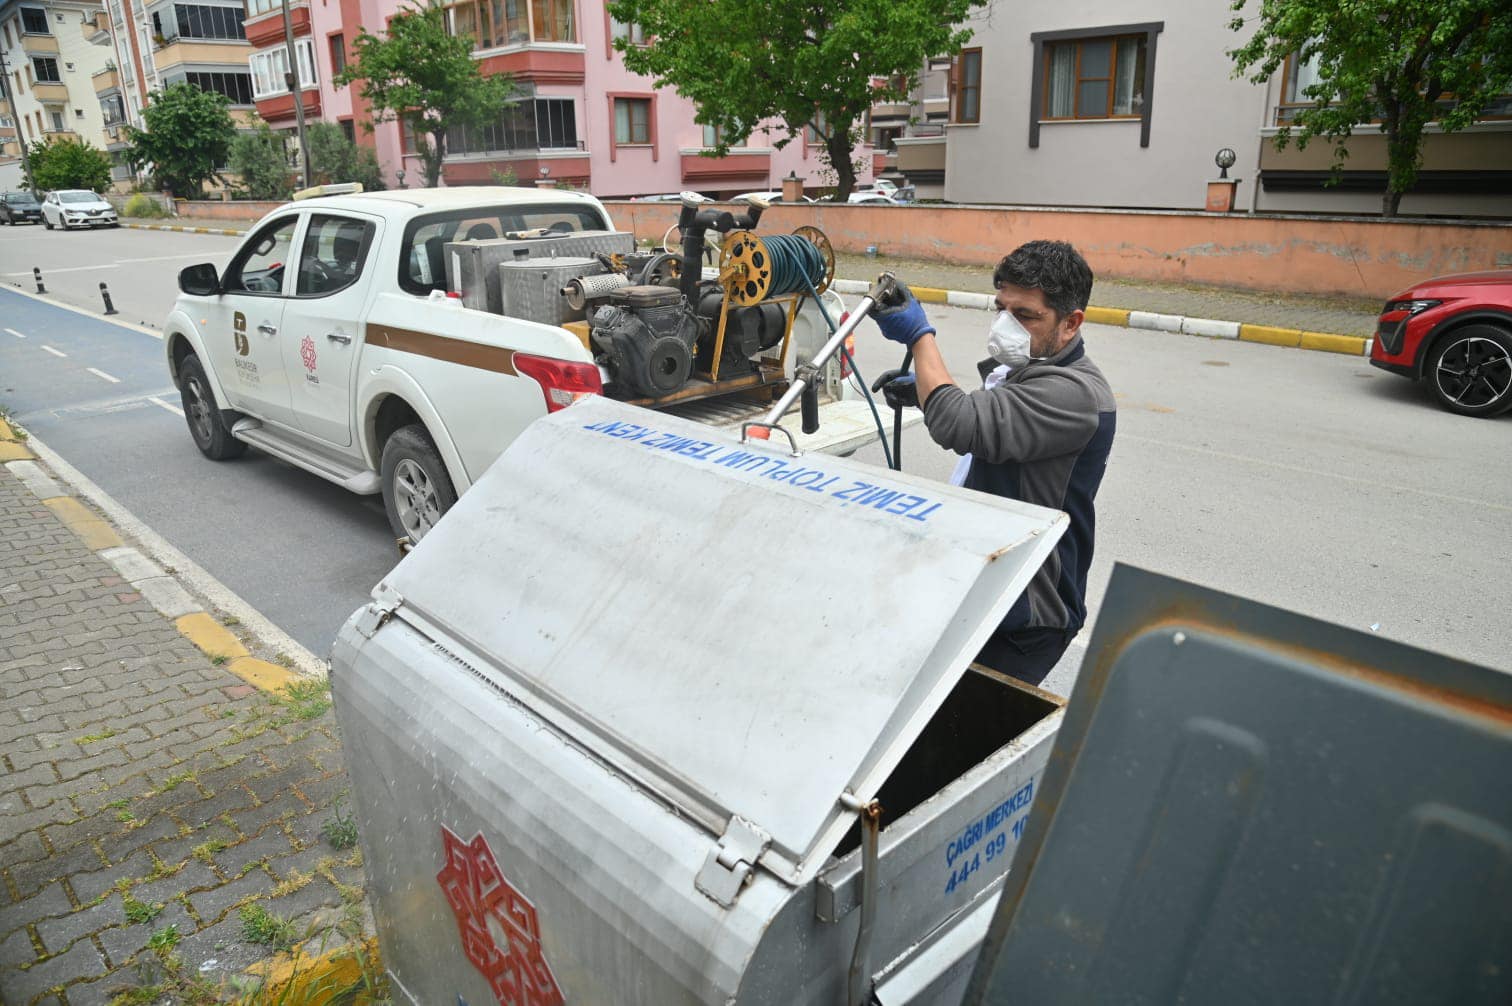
[301,0,872,197]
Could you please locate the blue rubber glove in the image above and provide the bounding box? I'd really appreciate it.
[873,284,935,346]
[871,368,919,409]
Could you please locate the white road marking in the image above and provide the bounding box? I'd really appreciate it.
[2,264,120,277]
[4,327,24,338]
[87,367,121,383]
[148,396,184,417]
[41,345,67,358]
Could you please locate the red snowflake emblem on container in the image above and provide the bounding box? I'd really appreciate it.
[436,826,565,1006]
[299,334,317,372]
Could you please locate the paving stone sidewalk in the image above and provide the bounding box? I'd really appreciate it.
[0,463,374,1004]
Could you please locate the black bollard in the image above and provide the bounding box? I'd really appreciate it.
[99,282,119,315]
[33,267,45,294]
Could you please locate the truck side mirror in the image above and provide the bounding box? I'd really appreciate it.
[179,263,220,296]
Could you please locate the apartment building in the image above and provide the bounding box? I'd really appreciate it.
[883,0,1511,216]
[0,0,116,185]
[98,0,258,184]
[303,0,871,197]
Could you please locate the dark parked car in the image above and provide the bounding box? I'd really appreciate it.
[0,191,43,224]
[1370,270,1512,418]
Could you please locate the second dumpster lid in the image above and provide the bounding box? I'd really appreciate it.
[375,397,1066,888]
[965,565,1512,1004]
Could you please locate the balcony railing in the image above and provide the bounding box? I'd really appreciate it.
[93,67,122,93]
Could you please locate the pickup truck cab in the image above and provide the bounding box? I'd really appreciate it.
[165,187,881,543]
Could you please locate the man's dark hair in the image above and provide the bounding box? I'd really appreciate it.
[993,240,1094,318]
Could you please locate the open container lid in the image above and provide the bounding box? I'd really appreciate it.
[966,566,1512,1004]
[373,397,1065,888]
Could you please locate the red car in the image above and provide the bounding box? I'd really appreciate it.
[1370,270,1512,418]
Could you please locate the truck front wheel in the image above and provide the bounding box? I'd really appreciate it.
[380,424,457,544]
[178,355,246,460]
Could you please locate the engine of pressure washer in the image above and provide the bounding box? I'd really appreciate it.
[443,197,831,403]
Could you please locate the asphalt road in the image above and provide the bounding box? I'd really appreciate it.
[2,224,1509,683]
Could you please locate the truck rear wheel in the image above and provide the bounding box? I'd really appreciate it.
[381,424,457,544]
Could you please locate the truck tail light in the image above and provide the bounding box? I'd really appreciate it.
[513,352,603,413]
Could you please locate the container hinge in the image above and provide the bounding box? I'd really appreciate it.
[354,584,404,640]
[695,815,771,908]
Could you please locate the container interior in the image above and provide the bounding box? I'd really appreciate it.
[833,666,1060,858]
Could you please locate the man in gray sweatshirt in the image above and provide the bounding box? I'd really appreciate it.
[874,240,1116,685]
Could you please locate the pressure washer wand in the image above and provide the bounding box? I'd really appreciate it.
[748,273,900,439]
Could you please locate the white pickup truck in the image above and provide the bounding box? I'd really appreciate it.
[164,187,887,543]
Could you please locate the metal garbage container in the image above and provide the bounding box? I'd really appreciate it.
[332,396,1069,1005]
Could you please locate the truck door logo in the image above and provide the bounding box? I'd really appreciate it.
[234,312,249,356]
[437,826,565,1006]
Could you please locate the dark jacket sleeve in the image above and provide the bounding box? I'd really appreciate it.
[922,369,1099,463]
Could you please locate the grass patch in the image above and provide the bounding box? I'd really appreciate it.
[77,728,120,744]
[207,652,230,666]
[107,798,130,810]
[239,902,297,950]
[191,838,229,864]
[320,798,359,851]
[160,771,196,792]
[273,679,332,724]
[270,869,312,898]
[122,893,162,925]
[220,614,241,626]
[146,923,180,954]
[116,809,137,824]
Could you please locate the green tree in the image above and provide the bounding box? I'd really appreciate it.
[334,2,514,187]
[125,82,236,197]
[1229,0,1512,217]
[228,122,294,200]
[27,137,113,192]
[306,122,386,191]
[609,0,980,200]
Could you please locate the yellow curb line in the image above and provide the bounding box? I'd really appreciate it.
[912,286,949,304]
[0,440,34,461]
[243,936,381,1004]
[0,418,19,441]
[1301,331,1369,355]
[43,497,124,550]
[175,612,250,663]
[1238,324,1303,348]
[1084,306,1130,327]
[228,656,303,692]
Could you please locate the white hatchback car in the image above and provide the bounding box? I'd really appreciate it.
[42,189,119,230]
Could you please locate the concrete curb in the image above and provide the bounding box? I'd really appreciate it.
[0,417,323,686]
[830,278,1373,358]
[121,221,246,236]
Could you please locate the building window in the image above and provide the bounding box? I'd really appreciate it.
[1029,22,1162,147]
[2,24,9,46]
[20,7,49,34]
[701,122,729,147]
[614,97,650,144]
[1042,35,1144,120]
[166,3,244,41]
[101,94,126,124]
[340,118,355,142]
[952,47,981,124]
[442,97,577,155]
[610,18,644,44]
[329,33,345,76]
[49,107,65,131]
[441,0,528,50]
[806,109,829,145]
[249,40,317,99]
[531,0,573,42]
[32,57,61,83]
[185,70,254,105]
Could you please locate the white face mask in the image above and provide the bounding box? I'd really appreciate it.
[987,310,1035,367]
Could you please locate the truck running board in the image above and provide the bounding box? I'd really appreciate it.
[231,420,381,495]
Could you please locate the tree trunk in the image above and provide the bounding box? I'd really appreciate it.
[426,128,447,188]
[826,128,856,201]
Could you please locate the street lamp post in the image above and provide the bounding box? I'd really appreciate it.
[280,0,310,190]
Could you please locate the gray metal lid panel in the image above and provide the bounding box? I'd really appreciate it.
[967,565,1512,1005]
[377,397,1066,885]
